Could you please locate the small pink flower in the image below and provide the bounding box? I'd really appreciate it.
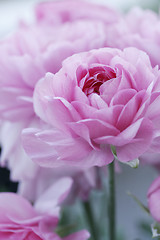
[0,177,90,240]
[23,47,160,168]
[35,0,120,25]
[148,176,160,222]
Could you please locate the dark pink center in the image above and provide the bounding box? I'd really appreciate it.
[82,65,116,96]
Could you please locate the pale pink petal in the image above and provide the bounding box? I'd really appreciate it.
[35,0,120,25]
[35,177,73,216]
[116,90,146,131]
[116,118,153,162]
[0,193,37,223]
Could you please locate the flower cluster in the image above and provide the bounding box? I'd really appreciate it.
[1,0,160,239]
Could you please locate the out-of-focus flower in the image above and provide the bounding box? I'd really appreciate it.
[106,7,160,68]
[140,152,160,170]
[18,166,100,202]
[23,47,160,168]
[0,177,89,240]
[35,0,120,25]
[148,176,160,222]
[124,7,160,68]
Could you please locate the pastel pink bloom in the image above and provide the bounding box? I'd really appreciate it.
[0,14,111,183]
[126,8,160,67]
[22,47,160,168]
[106,7,160,67]
[0,177,90,240]
[148,176,160,222]
[35,0,120,25]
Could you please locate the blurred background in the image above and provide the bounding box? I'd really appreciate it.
[0,0,160,37]
[0,0,160,239]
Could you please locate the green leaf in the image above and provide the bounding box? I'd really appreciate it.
[127,192,150,215]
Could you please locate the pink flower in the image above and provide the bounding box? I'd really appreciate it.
[0,10,113,184]
[22,47,160,168]
[106,7,160,67]
[126,8,160,67]
[148,176,160,222]
[0,177,90,240]
[35,0,120,25]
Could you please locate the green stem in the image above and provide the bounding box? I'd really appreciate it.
[108,160,116,240]
[83,200,97,240]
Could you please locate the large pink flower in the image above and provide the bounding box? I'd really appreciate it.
[22,47,160,168]
[148,176,160,222]
[0,11,112,184]
[0,177,89,240]
[35,0,120,25]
